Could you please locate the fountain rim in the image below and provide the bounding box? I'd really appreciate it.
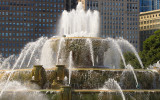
[50,37,102,40]
[0,68,155,72]
[1,89,160,93]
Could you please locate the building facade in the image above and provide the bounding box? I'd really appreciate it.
[79,0,140,50]
[140,0,160,12]
[139,9,160,51]
[0,0,73,57]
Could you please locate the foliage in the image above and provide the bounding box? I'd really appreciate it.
[120,52,141,69]
[139,30,160,68]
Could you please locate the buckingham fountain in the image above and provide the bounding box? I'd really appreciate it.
[0,2,160,100]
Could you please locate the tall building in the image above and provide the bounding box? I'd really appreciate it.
[79,0,140,50]
[139,9,160,51]
[0,0,74,57]
[140,0,160,12]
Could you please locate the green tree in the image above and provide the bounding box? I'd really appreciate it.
[120,52,141,69]
[140,30,160,68]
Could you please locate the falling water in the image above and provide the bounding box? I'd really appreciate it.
[101,78,125,100]
[126,64,139,88]
[86,38,95,66]
[104,38,127,68]
[18,42,34,69]
[56,38,65,65]
[26,37,48,67]
[40,40,55,68]
[1,55,16,69]
[12,42,34,69]
[58,2,99,37]
[117,38,144,69]
[69,51,73,85]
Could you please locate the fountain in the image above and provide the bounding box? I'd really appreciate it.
[0,2,160,100]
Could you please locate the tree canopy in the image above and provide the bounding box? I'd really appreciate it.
[139,30,160,68]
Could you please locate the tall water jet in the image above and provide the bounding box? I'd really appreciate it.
[86,38,95,66]
[68,51,73,85]
[58,2,99,37]
[56,37,65,65]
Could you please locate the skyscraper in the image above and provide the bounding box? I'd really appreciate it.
[0,0,74,57]
[140,0,160,12]
[79,0,140,50]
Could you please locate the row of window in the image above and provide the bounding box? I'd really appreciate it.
[101,2,124,6]
[0,28,55,32]
[0,12,60,18]
[102,7,124,11]
[0,7,63,12]
[101,12,124,16]
[0,0,64,5]
[0,33,54,37]
[140,24,160,30]
[102,30,138,34]
[0,23,56,28]
[1,53,17,57]
[140,14,160,19]
[1,43,23,48]
[140,19,160,25]
[0,17,57,23]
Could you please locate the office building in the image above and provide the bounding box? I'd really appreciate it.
[0,0,72,57]
[139,9,160,50]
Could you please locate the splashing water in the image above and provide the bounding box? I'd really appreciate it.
[58,2,100,37]
[0,81,48,100]
[1,55,16,69]
[100,78,125,100]
[117,38,144,69]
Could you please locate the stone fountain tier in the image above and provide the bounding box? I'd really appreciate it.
[50,37,108,67]
[1,68,160,89]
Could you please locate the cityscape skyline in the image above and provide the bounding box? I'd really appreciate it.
[0,0,159,57]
